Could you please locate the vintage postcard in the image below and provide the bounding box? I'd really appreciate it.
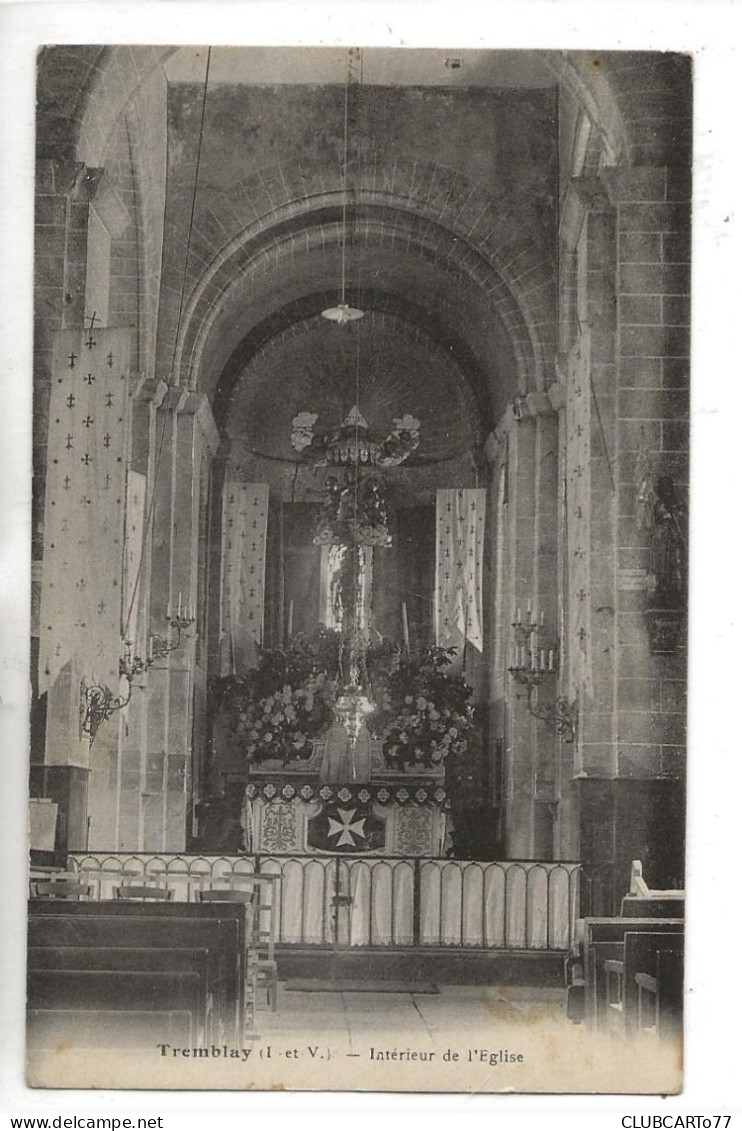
[25,42,689,1093]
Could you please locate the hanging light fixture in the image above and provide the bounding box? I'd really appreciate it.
[322,48,364,324]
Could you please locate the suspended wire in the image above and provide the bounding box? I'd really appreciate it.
[351,50,362,564]
[340,56,350,306]
[123,47,212,641]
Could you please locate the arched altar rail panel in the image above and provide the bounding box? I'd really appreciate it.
[68,854,580,950]
[333,859,416,947]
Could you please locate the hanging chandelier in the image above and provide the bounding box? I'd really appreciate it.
[290,405,420,468]
[322,48,364,325]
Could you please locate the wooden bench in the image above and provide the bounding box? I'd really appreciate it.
[621,860,685,919]
[28,899,252,1048]
[630,932,684,1039]
[583,916,683,1032]
[27,969,205,1045]
[28,945,215,1042]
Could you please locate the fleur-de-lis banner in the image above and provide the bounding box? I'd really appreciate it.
[123,469,147,660]
[435,488,486,653]
[565,331,593,698]
[221,481,269,673]
[39,328,134,695]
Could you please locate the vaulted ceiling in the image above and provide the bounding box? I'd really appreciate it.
[155,57,560,449]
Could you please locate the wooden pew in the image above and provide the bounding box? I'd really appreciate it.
[27,969,205,1046]
[28,899,252,1047]
[629,931,684,1039]
[28,916,233,1043]
[28,946,214,1042]
[584,916,683,1032]
[621,860,685,919]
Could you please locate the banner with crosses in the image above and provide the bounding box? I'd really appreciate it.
[434,488,487,654]
[565,331,593,699]
[221,481,269,673]
[122,469,148,661]
[39,327,135,695]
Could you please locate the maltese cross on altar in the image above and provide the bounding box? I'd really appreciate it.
[308,801,385,854]
[327,808,366,847]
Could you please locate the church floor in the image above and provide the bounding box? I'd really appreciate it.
[256,982,567,1049]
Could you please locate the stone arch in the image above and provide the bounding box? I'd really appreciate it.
[168,167,557,396]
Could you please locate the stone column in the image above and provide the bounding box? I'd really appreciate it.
[558,167,689,910]
[142,389,219,851]
[494,391,561,859]
[87,378,167,851]
[86,385,219,851]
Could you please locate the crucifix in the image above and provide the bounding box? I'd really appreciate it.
[66,393,75,409]
[105,392,114,407]
[84,372,95,385]
[67,351,78,369]
[106,352,114,368]
[82,415,94,428]
[65,434,74,450]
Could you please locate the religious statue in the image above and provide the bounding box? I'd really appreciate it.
[646,475,687,606]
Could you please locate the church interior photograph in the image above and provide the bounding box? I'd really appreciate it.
[27,45,690,1091]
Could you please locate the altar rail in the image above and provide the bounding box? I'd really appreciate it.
[68,854,580,952]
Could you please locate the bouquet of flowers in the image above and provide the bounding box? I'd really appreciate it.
[220,629,340,764]
[368,645,475,770]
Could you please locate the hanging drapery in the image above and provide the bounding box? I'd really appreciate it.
[39,328,134,695]
[434,488,487,654]
[221,481,269,673]
[122,469,147,659]
[565,331,593,698]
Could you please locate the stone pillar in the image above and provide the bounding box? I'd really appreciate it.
[601,166,689,785]
[495,391,561,860]
[142,389,219,851]
[88,379,167,851]
[558,167,689,909]
[85,384,219,852]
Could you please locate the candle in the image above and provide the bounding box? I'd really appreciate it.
[166,601,172,621]
[516,607,522,625]
[531,650,537,671]
[402,602,410,654]
[548,649,554,672]
[287,599,294,639]
[527,598,532,615]
[540,649,546,671]
[540,610,545,627]
[177,591,182,618]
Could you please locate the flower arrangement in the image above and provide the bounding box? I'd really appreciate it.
[219,629,340,764]
[367,645,475,771]
[216,633,474,771]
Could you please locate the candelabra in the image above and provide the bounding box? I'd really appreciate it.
[507,604,577,743]
[80,608,196,745]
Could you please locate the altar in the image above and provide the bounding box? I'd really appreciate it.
[241,739,449,857]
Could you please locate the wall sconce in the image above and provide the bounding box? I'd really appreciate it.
[508,602,577,743]
[79,608,196,745]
